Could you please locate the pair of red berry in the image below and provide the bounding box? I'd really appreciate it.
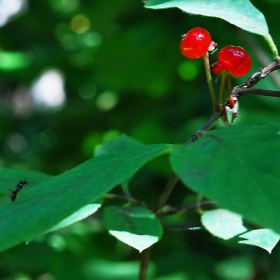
[180,27,251,77]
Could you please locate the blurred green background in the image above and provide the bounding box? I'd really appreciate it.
[1,0,280,279]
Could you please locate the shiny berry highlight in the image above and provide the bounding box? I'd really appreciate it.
[217,46,251,77]
[180,27,214,59]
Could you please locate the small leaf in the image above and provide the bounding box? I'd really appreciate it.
[239,229,280,253]
[201,209,247,240]
[103,206,163,252]
[145,0,278,58]
[170,123,280,234]
[109,231,159,253]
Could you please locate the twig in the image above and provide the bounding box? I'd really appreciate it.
[103,193,147,207]
[156,200,215,216]
[232,60,280,96]
[187,111,222,144]
[153,173,178,213]
[139,247,152,280]
[235,88,280,98]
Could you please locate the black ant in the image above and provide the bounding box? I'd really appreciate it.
[9,179,28,202]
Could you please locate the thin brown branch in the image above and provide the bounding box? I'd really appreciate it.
[187,111,222,144]
[232,60,280,95]
[139,247,152,280]
[103,193,147,207]
[236,88,280,98]
[153,173,178,213]
[156,200,215,216]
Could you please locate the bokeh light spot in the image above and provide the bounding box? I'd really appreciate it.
[49,0,79,13]
[71,14,90,34]
[31,70,66,110]
[0,0,27,27]
[0,51,31,71]
[82,32,103,47]
[47,234,66,251]
[79,84,96,100]
[6,133,27,153]
[96,91,118,111]
[178,61,200,81]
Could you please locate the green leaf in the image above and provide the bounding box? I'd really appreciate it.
[239,229,280,253]
[145,0,278,58]
[0,143,171,252]
[103,206,163,252]
[170,123,280,233]
[201,209,247,240]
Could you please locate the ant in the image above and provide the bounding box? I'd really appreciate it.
[9,179,28,202]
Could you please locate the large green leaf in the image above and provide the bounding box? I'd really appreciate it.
[170,123,280,233]
[0,143,171,252]
[145,0,278,58]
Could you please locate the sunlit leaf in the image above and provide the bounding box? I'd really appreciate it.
[201,209,247,240]
[50,203,101,231]
[239,229,280,253]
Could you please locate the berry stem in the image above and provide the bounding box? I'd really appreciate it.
[202,53,220,112]
[227,74,232,97]
[219,72,228,123]
[263,34,280,60]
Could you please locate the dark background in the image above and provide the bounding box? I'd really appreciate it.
[0,0,280,279]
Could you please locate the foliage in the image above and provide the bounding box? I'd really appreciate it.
[1,0,280,279]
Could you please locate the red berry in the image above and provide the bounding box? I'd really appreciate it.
[212,61,225,75]
[180,27,214,59]
[218,46,251,77]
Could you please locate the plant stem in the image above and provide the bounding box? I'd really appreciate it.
[154,172,178,213]
[203,53,220,112]
[263,34,280,61]
[236,88,280,98]
[219,72,228,123]
[232,60,280,95]
[103,193,147,207]
[157,200,215,216]
[187,111,222,144]
[139,247,152,280]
